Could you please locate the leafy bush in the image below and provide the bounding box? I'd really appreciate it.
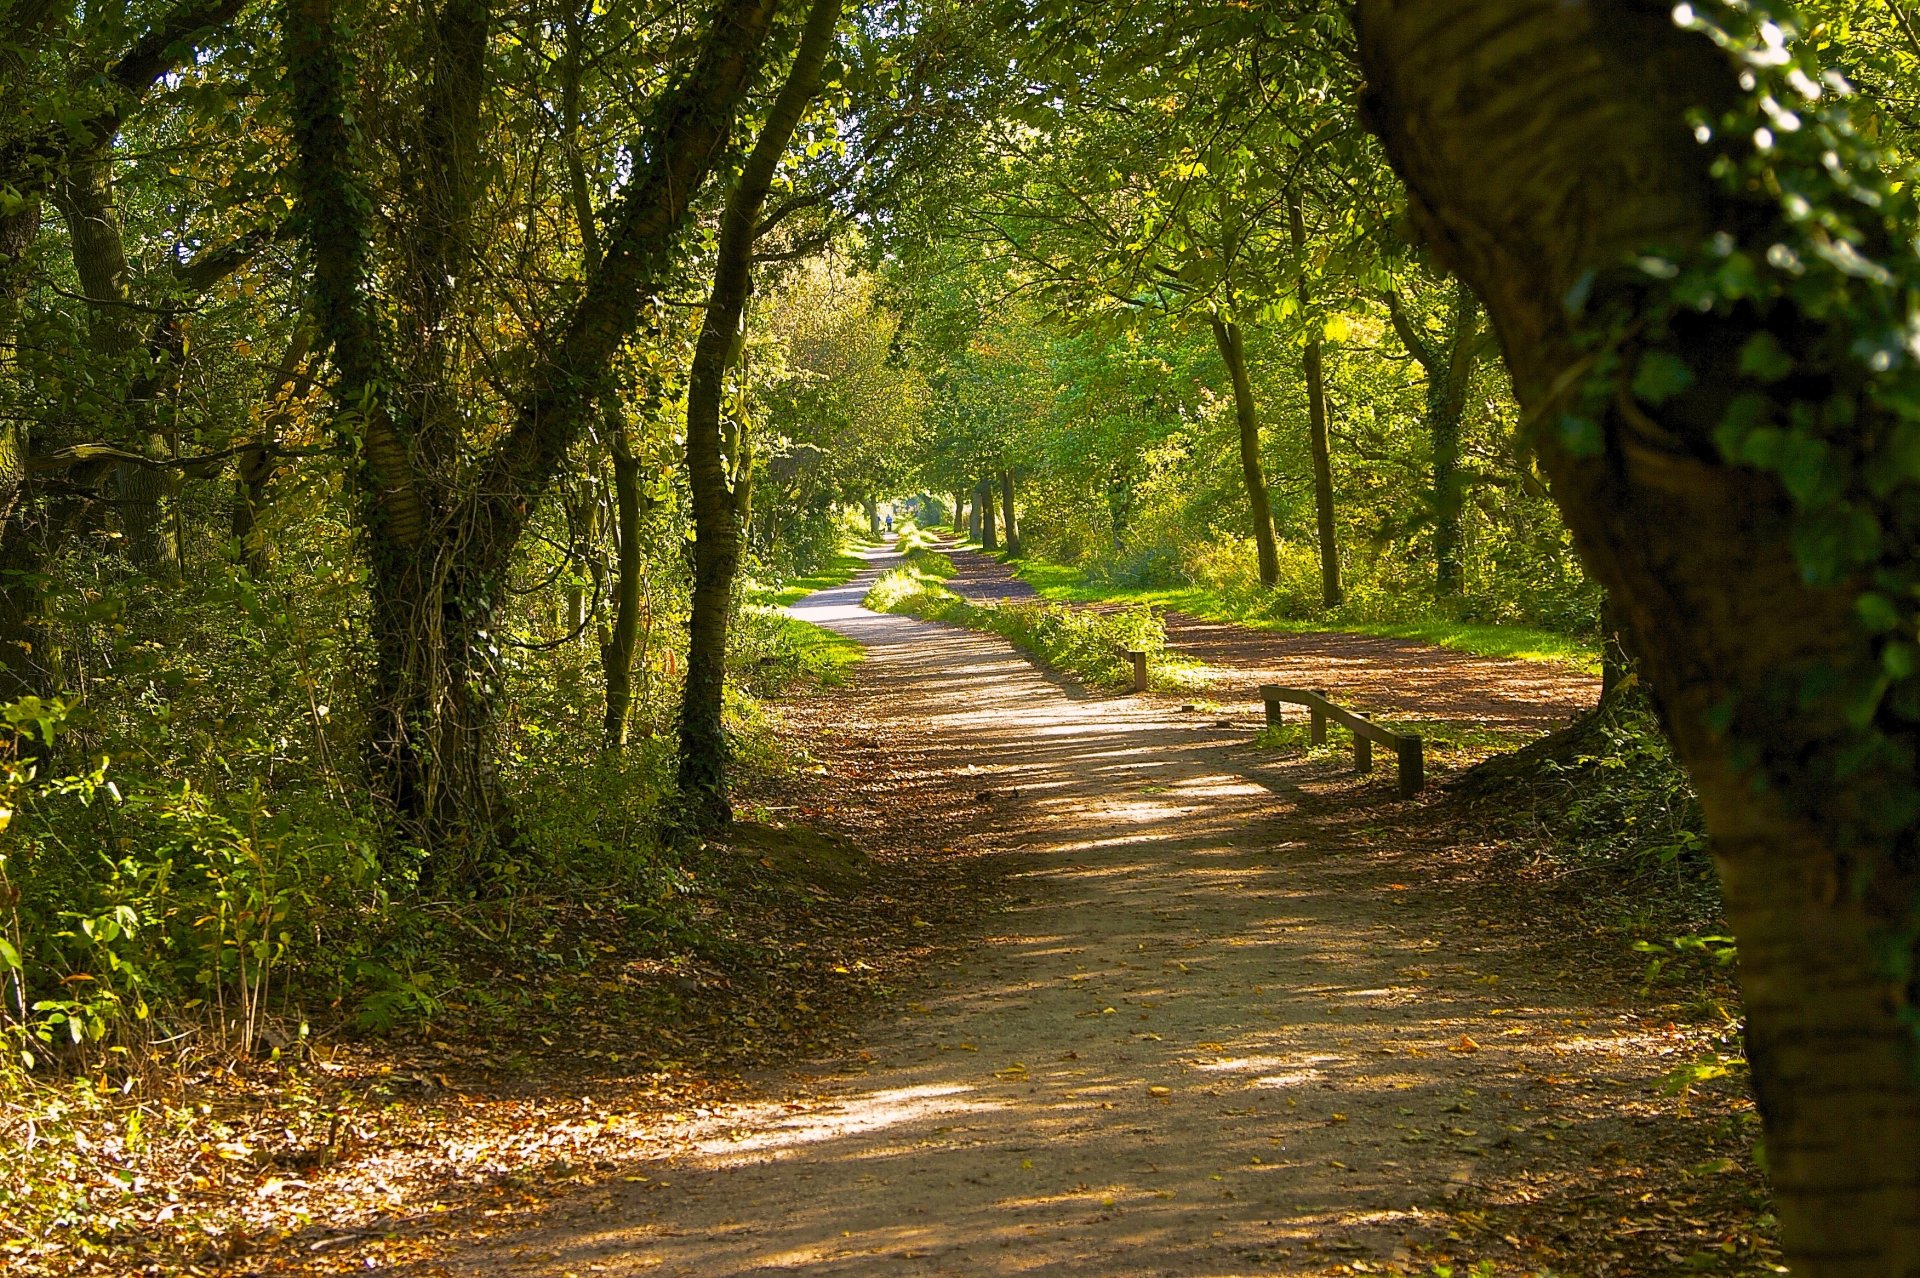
[864,563,1180,690]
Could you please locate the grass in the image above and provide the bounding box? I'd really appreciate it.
[1007,555,1600,673]
[749,551,867,609]
[863,559,1206,692]
[740,550,871,688]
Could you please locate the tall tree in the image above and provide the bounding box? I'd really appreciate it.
[1355,1,1920,1268]
[1384,275,1489,596]
[287,0,784,878]
[677,0,846,831]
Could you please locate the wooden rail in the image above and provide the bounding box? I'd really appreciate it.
[1259,685,1424,798]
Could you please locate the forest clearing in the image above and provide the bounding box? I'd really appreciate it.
[3,0,1919,1274]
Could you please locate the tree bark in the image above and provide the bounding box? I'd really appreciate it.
[602,424,648,749]
[676,0,844,832]
[289,0,785,874]
[1386,280,1483,597]
[1209,316,1280,590]
[54,153,181,580]
[1289,194,1342,608]
[1355,3,1920,1269]
[951,488,966,534]
[977,476,998,551]
[999,469,1019,557]
[968,486,981,542]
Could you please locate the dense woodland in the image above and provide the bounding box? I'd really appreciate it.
[5,0,1920,1272]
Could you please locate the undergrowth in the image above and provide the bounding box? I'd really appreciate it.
[863,560,1199,691]
[1013,554,1600,672]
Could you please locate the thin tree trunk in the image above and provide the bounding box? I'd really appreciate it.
[54,153,181,580]
[863,496,880,536]
[998,469,1019,557]
[978,477,998,551]
[1386,281,1483,597]
[602,425,647,748]
[1356,4,1920,1269]
[968,487,981,542]
[676,0,843,831]
[1209,316,1279,590]
[951,489,966,535]
[1289,194,1342,607]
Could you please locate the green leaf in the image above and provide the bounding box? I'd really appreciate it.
[1557,414,1602,457]
[0,936,19,971]
[1856,592,1903,633]
[1738,331,1794,382]
[1632,351,1694,404]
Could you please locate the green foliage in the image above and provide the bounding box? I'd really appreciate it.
[1014,554,1601,672]
[864,562,1187,690]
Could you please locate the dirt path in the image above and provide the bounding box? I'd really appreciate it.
[431,546,1748,1278]
[942,546,1597,733]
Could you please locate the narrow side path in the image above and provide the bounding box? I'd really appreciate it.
[447,547,1692,1277]
[940,544,1598,733]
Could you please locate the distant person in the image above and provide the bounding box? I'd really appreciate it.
[885,512,894,533]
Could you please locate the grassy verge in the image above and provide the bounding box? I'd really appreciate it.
[748,551,867,608]
[738,552,870,690]
[1009,555,1600,673]
[863,561,1204,692]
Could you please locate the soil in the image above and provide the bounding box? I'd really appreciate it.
[376,545,1772,1278]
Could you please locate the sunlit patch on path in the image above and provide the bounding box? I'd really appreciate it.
[443,545,1708,1277]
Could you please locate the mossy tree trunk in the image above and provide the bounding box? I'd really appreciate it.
[999,469,1019,557]
[676,0,845,832]
[1289,192,1342,608]
[1209,316,1280,590]
[289,0,785,878]
[1384,279,1484,598]
[1356,3,1920,1268]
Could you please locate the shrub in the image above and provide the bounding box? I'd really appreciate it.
[863,563,1178,691]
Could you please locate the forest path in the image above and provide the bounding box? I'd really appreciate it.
[939,545,1598,733]
[451,543,1680,1278]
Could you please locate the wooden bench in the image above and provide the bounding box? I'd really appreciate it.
[1258,685,1425,798]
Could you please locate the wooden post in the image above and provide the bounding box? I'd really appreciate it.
[1396,734,1425,798]
[1129,650,1148,693]
[1262,687,1283,729]
[1310,689,1329,746]
[1355,711,1373,773]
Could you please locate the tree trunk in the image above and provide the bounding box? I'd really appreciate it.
[602,426,647,748]
[676,0,843,832]
[978,476,998,551]
[951,488,966,535]
[365,543,518,884]
[968,487,981,542]
[1356,4,1920,1269]
[999,469,1019,557]
[1209,316,1280,590]
[1289,194,1342,608]
[1386,280,1483,598]
[0,200,52,726]
[863,496,880,536]
[290,0,785,872]
[54,153,181,580]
